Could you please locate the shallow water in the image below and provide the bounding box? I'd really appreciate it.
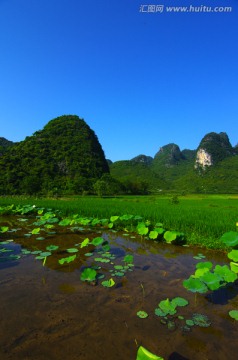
[0,216,238,360]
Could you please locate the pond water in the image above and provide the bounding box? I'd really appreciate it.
[0,216,238,360]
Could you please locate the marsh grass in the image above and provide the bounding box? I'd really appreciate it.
[0,194,237,249]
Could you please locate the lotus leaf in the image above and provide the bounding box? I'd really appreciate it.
[154,308,167,317]
[124,254,134,264]
[194,268,210,278]
[136,346,164,360]
[137,311,148,319]
[80,238,90,248]
[154,227,165,234]
[102,243,110,252]
[183,277,208,293]
[158,298,176,315]
[192,313,211,327]
[0,248,12,253]
[114,265,123,270]
[220,231,238,247]
[230,262,238,273]
[95,257,110,263]
[228,250,238,262]
[137,223,149,235]
[149,231,158,240]
[196,261,213,270]
[46,245,59,251]
[115,272,124,277]
[66,248,79,253]
[171,297,188,307]
[164,231,177,243]
[59,255,76,265]
[35,255,46,260]
[80,268,97,282]
[200,272,222,290]
[0,226,8,233]
[101,278,115,287]
[31,228,41,234]
[110,216,119,222]
[39,251,51,257]
[186,319,194,326]
[229,310,238,320]
[58,219,71,226]
[91,237,104,246]
[214,265,237,283]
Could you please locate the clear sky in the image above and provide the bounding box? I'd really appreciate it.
[0,0,237,161]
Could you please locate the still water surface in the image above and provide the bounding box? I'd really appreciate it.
[0,217,238,360]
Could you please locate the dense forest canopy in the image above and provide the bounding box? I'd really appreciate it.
[0,115,111,195]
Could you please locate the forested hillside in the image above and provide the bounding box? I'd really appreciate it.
[0,115,109,195]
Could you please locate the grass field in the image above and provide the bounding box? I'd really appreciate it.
[1,194,237,249]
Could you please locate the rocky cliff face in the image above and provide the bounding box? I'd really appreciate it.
[194,132,234,170]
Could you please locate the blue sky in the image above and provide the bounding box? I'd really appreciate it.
[0,0,237,161]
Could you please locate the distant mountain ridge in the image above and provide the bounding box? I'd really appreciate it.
[1,126,237,194]
[110,131,238,193]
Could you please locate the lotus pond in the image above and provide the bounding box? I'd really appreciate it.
[0,205,238,360]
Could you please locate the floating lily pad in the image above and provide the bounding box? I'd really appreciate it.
[137,310,148,319]
[0,248,12,253]
[0,226,9,233]
[59,255,76,265]
[91,237,104,246]
[183,277,208,293]
[80,268,97,282]
[220,231,238,247]
[124,254,134,264]
[31,228,41,235]
[115,272,124,277]
[214,265,237,283]
[21,249,31,255]
[136,345,164,360]
[171,297,188,307]
[39,251,51,257]
[80,238,90,248]
[155,308,168,318]
[229,310,238,320]
[46,245,59,251]
[36,237,45,241]
[66,248,79,253]
[192,313,211,327]
[85,252,94,257]
[196,261,213,270]
[230,262,238,273]
[31,250,42,255]
[158,298,177,316]
[101,278,115,287]
[186,319,194,326]
[200,271,221,291]
[95,257,110,263]
[114,265,124,270]
[228,250,238,262]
